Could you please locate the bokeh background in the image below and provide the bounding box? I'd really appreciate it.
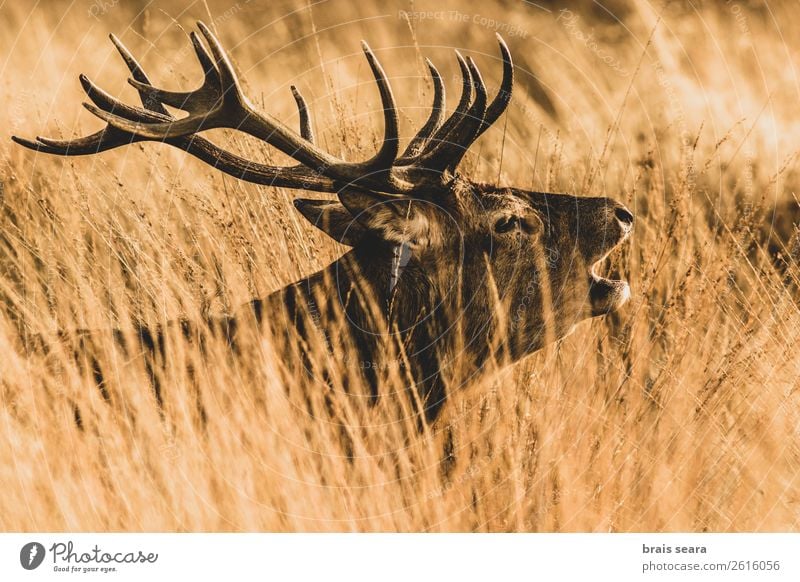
[1,0,799,531]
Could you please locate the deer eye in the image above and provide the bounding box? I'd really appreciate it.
[493,214,540,235]
[493,215,519,234]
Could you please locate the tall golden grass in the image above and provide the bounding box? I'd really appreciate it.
[1,0,799,531]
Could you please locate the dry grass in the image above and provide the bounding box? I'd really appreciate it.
[1,0,799,532]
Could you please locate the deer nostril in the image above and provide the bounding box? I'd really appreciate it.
[615,206,634,226]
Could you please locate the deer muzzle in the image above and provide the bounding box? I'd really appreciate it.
[587,200,633,316]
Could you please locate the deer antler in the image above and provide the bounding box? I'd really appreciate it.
[13,22,514,195]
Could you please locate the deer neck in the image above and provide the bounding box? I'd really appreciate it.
[259,246,452,364]
[243,245,490,422]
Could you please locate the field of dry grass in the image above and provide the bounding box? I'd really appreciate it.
[1,0,799,531]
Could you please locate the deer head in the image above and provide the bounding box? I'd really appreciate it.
[13,22,633,422]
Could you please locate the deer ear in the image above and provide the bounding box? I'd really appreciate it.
[338,190,441,247]
[293,199,366,247]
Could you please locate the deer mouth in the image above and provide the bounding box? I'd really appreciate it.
[588,272,630,316]
[587,241,631,317]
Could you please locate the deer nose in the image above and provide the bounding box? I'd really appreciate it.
[614,205,634,227]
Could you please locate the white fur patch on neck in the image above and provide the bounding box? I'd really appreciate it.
[389,242,413,293]
[369,202,444,248]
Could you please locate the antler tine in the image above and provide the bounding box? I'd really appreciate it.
[400,37,513,179]
[127,32,222,115]
[416,52,473,161]
[290,86,314,143]
[108,33,170,117]
[11,96,155,155]
[10,131,125,156]
[358,41,400,170]
[10,34,174,156]
[80,74,172,124]
[397,58,445,162]
[196,21,243,105]
[424,56,487,173]
[475,34,513,140]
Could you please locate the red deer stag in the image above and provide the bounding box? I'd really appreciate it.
[13,22,633,424]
